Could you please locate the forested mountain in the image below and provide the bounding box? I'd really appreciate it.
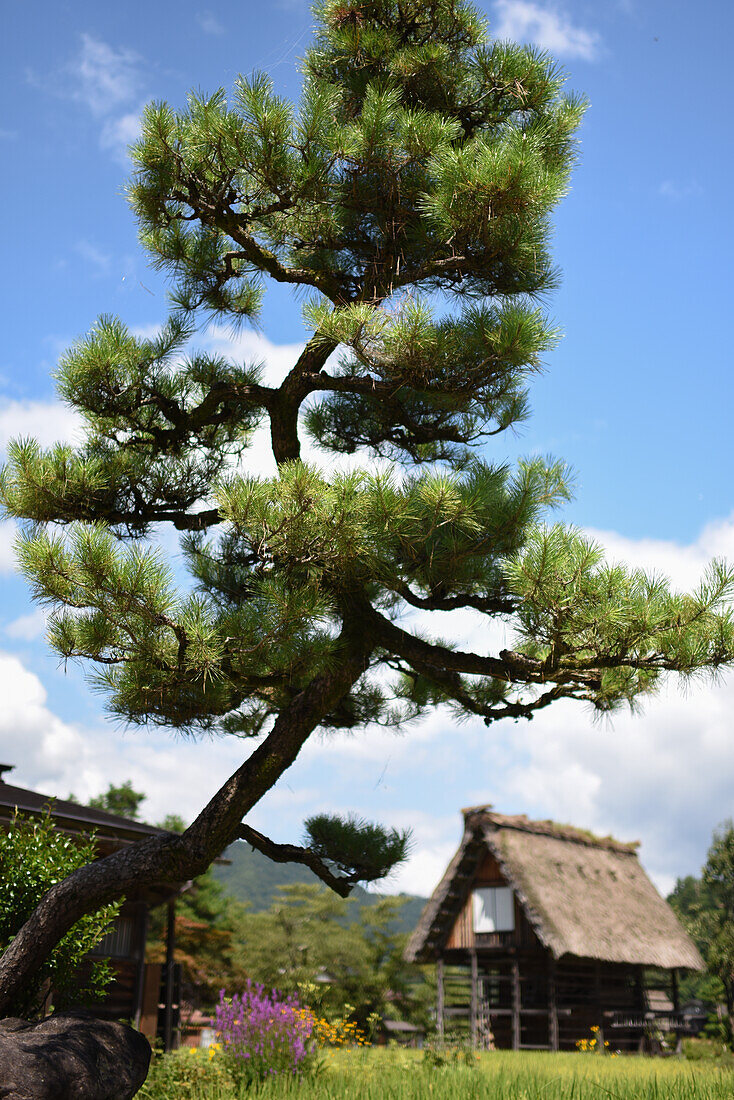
[213,840,427,933]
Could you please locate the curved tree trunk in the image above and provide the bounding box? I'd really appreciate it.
[0,633,371,1015]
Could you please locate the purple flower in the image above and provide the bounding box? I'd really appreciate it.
[214,982,315,1081]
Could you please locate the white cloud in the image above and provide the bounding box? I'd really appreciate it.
[587,512,734,592]
[0,649,247,828]
[5,609,48,642]
[659,180,704,201]
[29,34,146,164]
[99,110,143,163]
[0,400,82,456]
[203,327,305,389]
[68,34,143,118]
[0,653,89,785]
[378,809,460,897]
[492,1,601,60]
[497,671,734,897]
[197,11,225,35]
[75,240,112,275]
[0,522,18,575]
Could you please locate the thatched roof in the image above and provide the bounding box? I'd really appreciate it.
[405,807,703,971]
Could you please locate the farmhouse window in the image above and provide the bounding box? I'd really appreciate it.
[472,886,515,933]
[89,915,135,958]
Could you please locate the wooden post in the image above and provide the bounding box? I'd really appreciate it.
[671,968,683,1055]
[163,900,176,1053]
[133,903,149,1031]
[511,956,520,1051]
[470,949,478,1049]
[436,957,445,1043]
[594,961,605,1054]
[636,967,646,1053]
[548,955,559,1051]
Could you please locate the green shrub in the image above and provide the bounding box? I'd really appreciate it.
[0,811,119,1017]
[139,1048,239,1100]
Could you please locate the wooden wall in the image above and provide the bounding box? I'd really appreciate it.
[445,852,540,951]
[438,953,646,1052]
[64,899,148,1022]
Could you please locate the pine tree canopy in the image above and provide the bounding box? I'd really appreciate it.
[1,0,733,903]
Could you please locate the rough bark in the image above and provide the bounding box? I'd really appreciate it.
[269,334,338,464]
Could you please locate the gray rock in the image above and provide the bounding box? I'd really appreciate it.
[0,1012,151,1100]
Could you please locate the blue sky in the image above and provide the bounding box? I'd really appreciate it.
[0,0,733,898]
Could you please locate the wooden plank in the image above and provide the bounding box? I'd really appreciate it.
[132,903,148,1031]
[470,949,478,1049]
[139,963,161,1040]
[594,961,606,1055]
[548,956,559,1052]
[163,900,176,1052]
[480,1008,553,1017]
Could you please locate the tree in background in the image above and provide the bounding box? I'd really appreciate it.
[235,884,428,1030]
[702,822,734,1025]
[0,814,118,1018]
[88,781,147,821]
[670,820,734,1036]
[1,0,734,1011]
[145,809,249,1009]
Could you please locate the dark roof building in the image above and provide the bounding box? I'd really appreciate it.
[406,806,702,1051]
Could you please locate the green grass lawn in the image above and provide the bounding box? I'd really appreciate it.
[140,1045,734,1100]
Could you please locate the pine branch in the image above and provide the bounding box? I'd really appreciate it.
[237,824,357,897]
[390,582,515,614]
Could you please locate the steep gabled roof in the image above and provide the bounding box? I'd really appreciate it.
[405,807,703,971]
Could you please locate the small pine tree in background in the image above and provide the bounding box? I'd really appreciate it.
[1,0,733,1009]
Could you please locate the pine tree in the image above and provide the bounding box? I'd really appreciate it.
[1,0,733,1011]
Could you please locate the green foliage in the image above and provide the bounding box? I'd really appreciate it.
[139,1046,734,1100]
[212,839,427,932]
[139,1047,237,1099]
[214,839,333,908]
[304,814,410,883]
[232,884,429,1030]
[89,780,147,819]
[0,813,119,1017]
[669,821,734,1022]
[148,864,248,1010]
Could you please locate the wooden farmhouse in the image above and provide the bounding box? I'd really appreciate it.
[405,806,703,1052]
[0,764,183,1049]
